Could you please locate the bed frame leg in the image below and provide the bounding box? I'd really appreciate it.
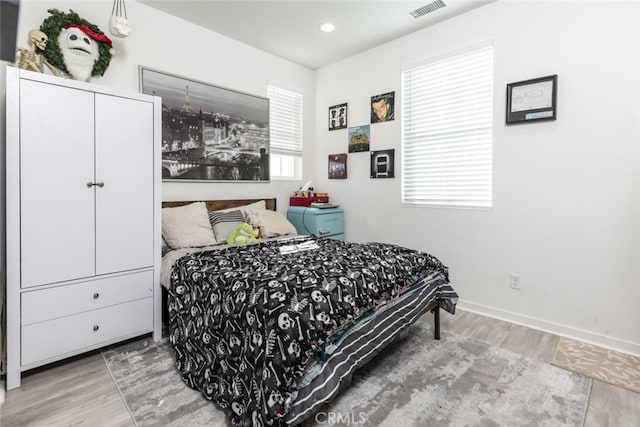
[432,305,441,340]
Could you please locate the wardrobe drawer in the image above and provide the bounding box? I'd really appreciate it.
[22,270,153,325]
[22,298,152,366]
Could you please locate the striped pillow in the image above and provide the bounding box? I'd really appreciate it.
[209,210,245,243]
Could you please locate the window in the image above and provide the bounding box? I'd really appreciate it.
[401,41,493,209]
[267,83,303,180]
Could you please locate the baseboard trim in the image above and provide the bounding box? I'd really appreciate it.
[457,300,640,357]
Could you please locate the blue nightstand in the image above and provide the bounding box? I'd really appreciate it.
[287,206,344,240]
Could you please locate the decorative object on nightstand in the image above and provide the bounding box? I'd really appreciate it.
[287,206,345,240]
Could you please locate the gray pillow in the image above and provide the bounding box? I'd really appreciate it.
[209,210,245,243]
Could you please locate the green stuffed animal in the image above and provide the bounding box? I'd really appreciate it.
[227,223,260,246]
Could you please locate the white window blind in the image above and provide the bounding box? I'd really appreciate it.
[402,42,493,209]
[267,84,303,158]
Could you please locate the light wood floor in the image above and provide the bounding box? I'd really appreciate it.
[1,309,639,426]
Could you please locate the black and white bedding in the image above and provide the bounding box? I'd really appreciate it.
[167,235,458,426]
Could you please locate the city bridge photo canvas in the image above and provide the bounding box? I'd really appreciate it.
[139,67,270,181]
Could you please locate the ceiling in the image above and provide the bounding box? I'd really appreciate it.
[139,1,495,70]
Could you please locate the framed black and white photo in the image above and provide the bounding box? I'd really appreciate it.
[506,75,557,124]
[370,149,395,178]
[139,67,270,181]
[329,103,348,130]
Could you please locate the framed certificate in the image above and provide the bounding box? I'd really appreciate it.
[506,75,557,124]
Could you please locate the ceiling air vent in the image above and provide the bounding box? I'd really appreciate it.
[409,0,447,19]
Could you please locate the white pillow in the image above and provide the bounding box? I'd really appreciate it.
[162,202,217,249]
[246,209,297,238]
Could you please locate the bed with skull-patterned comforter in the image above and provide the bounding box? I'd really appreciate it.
[167,235,458,426]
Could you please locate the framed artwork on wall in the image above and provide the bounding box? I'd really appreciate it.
[139,66,270,181]
[370,149,395,178]
[329,103,348,130]
[348,125,370,153]
[371,91,395,123]
[506,75,557,124]
[328,153,347,179]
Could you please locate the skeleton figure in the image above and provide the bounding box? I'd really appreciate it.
[15,30,63,76]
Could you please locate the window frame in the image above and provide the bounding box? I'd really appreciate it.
[401,40,494,210]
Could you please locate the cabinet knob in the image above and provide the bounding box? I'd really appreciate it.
[93,325,100,332]
[86,182,105,187]
[93,293,99,299]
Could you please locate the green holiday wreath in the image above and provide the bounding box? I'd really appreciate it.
[40,9,113,77]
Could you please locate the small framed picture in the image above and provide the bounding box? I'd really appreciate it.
[371,91,395,123]
[370,149,395,179]
[329,103,348,130]
[348,125,370,153]
[328,153,347,179]
[506,75,557,124]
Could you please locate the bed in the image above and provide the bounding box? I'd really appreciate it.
[161,198,458,426]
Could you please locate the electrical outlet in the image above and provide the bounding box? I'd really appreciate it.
[510,273,521,290]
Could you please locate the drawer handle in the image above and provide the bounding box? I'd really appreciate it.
[93,325,100,332]
[93,293,100,299]
[318,229,331,235]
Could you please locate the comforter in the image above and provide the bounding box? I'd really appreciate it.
[168,236,456,426]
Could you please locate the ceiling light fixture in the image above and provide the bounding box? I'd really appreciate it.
[319,22,335,33]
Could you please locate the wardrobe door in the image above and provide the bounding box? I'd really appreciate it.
[20,80,96,287]
[94,94,154,274]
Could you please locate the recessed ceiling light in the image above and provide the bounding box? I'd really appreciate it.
[319,22,335,33]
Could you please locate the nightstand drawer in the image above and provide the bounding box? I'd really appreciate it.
[287,207,345,238]
[314,212,344,237]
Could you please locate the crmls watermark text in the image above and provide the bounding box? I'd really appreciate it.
[314,411,368,425]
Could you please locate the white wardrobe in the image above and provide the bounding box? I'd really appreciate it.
[5,67,162,389]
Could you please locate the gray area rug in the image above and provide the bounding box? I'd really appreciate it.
[103,324,591,426]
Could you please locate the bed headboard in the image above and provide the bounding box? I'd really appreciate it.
[162,198,277,211]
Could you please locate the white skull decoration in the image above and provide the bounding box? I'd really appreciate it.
[311,290,326,303]
[339,277,353,287]
[267,390,283,407]
[109,15,131,38]
[246,311,255,325]
[268,280,282,288]
[287,341,301,358]
[29,30,48,51]
[229,335,241,348]
[316,312,331,324]
[271,291,286,302]
[278,312,293,329]
[252,331,263,348]
[231,402,244,416]
[236,291,246,303]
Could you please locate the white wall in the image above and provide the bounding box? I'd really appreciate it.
[4,0,316,211]
[315,1,640,354]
